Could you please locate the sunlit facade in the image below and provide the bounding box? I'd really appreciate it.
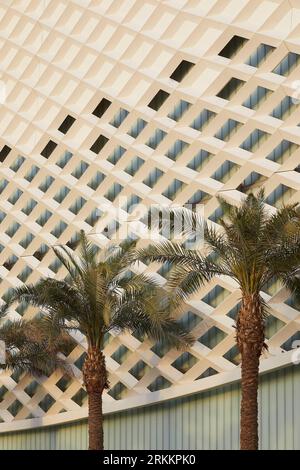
[0,0,300,449]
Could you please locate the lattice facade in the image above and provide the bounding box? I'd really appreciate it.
[1,0,300,432]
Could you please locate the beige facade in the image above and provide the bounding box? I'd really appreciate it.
[0,0,300,436]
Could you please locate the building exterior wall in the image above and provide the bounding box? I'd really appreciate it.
[0,365,299,450]
[0,0,300,446]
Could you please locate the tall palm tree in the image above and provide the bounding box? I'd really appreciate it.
[135,191,300,450]
[8,231,193,450]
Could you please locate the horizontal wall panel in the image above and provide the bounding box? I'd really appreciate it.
[0,365,299,450]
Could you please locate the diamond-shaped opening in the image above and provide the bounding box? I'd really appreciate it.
[178,311,202,332]
[224,345,241,365]
[108,382,127,400]
[129,360,150,380]
[56,375,72,393]
[170,60,195,82]
[226,302,241,320]
[172,352,198,374]
[8,399,23,417]
[148,89,169,111]
[103,332,112,347]
[10,369,23,383]
[281,331,300,352]
[151,341,171,358]
[24,380,39,398]
[218,35,248,59]
[202,285,230,308]
[148,376,172,392]
[265,315,285,340]
[74,352,87,370]
[111,345,130,365]
[197,367,218,379]
[39,394,55,413]
[0,385,8,400]
[15,301,29,317]
[58,115,76,134]
[198,326,227,349]
[72,388,88,406]
[285,295,300,311]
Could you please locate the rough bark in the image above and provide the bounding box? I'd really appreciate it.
[82,347,108,450]
[236,293,265,451]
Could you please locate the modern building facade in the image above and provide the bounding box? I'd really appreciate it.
[0,0,300,450]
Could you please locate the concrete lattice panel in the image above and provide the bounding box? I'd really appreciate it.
[0,0,300,431]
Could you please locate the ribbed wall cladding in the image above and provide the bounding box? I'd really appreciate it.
[0,365,299,450]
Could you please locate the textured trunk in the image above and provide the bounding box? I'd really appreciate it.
[82,347,108,451]
[236,293,265,451]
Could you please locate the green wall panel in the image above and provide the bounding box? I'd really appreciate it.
[0,365,299,450]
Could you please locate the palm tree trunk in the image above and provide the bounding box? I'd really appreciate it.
[82,347,108,450]
[236,293,265,450]
[87,390,104,450]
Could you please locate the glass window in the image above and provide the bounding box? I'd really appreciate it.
[110,108,129,128]
[36,210,52,227]
[8,189,23,205]
[107,146,126,165]
[104,183,123,202]
[58,115,75,134]
[10,156,25,172]
[124,156,144,176]
[41,140,57,159]
[190,109,216,131]
[273,52,300,76]
[88,171,106,190]
[128,118,147,138]
[168,100,191,121]
[148,90,169,111]
[162,179,186,201]
[92,98,111,118]
[145,128,167,149]
[143,168,164,188]
[187,149,213,171]
[39,175,54,192]
[69,197,87,215]
[243,86,272,110]
[265,184,295,208]
[266,140,299,164]
[24,165,39,182]
[219,35,248,59]
[51,220,68,237]
[21,199,37,215]
[217,77,245,100]
[90,135,109,154]
[170,60,195,82]
[211,160,239,183]
[56,151,73,168]
[270,96,298,120]
[166,139,189,161]
[245,44,274,67]
[240,129,269,152]
[71,160,89,179]
[54,186,70,203]
[214,119,242,142]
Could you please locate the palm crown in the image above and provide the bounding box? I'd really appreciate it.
[136,190,300,300]
[9,232,192,350]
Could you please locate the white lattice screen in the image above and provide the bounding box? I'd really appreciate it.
[0,0,300,432]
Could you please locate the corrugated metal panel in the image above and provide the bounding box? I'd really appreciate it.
[0,365,299,450]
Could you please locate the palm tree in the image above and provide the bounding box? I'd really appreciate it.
[135,191,300,450]
[8,231,193,450]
